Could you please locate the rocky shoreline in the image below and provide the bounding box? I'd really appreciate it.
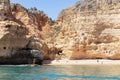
[0,49,43,65]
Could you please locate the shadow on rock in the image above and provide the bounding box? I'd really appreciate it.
[0,49,43,65]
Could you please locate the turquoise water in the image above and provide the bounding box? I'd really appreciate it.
[0,65,120,80]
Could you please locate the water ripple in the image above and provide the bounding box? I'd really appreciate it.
[39,74,120,80]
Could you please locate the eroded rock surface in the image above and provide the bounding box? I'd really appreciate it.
[0,0,54,64]
[1,0,120,63]
[54,0,120,59]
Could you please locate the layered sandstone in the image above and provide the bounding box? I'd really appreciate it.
[54,0,120,59]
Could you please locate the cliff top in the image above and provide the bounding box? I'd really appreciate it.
[58,0,120,19]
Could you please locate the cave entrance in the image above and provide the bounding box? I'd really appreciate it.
[57,50,62,55]
[3,47,6,50]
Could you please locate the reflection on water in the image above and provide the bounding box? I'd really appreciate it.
[0,65,120,80]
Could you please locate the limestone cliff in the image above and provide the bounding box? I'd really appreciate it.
[1,0,120,62]
[0,0,54,64]
[54,0,120,59]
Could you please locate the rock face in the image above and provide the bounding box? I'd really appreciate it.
[1,0,120,63]
[54,0,120,59]
[0,0,53,64]
[0,49,43,65]
[0,0,12,20]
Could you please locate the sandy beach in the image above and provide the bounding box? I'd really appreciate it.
[43,59,120,65]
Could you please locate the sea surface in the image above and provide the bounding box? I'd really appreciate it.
[0,65,120,80]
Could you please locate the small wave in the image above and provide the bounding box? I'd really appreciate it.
[39,74,120,80]
[0,64,40,67]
